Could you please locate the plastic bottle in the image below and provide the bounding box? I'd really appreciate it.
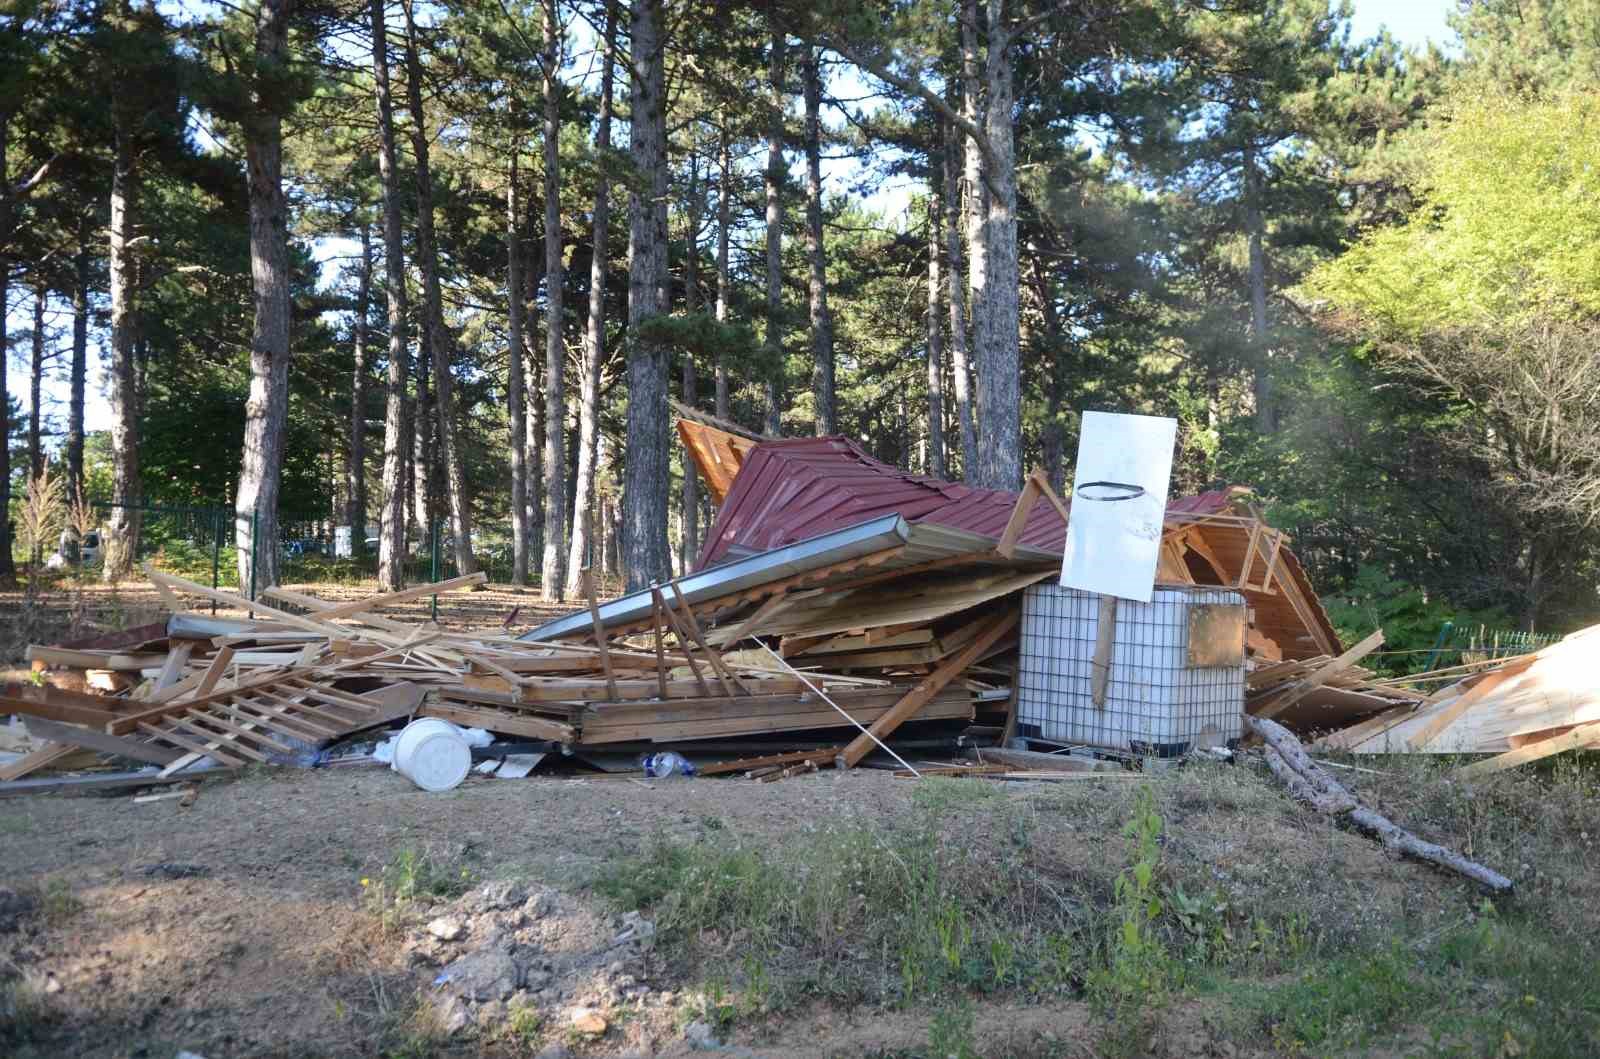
[641,751,696,778]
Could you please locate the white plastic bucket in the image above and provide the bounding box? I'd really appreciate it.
[392,718,472,792]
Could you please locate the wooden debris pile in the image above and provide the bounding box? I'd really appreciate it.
[1304,624,1600,774]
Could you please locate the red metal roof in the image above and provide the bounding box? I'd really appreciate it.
[696,436,1234,569]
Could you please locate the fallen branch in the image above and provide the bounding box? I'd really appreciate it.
[1247,715,1513,893]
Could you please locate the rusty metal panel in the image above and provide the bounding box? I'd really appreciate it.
[1187,604,1248,667]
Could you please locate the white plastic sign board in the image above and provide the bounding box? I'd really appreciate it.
[1060,410,1178,603]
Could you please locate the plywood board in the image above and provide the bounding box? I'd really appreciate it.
[1187,604,1247,667]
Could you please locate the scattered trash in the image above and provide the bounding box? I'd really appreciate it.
[392,718,472,793]
[640,751,696,778]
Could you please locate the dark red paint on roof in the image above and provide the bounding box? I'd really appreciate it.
[696,436,1232,570]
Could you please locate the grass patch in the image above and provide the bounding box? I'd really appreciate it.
[360,846,478,933]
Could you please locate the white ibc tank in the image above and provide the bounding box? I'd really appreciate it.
[392,717,472,792]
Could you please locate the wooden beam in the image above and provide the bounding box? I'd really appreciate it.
[1457,718,1600,777]
[840,608,1019,767]
[670,582,746,695]
[418,702,575,742]
[1406,661,1531,749]
[21,717,184,766]
[996,476,1043,560]
[582,567,619,700]
[654,587,712,695]
[1252,629,1385,721]
[1090,595,1118,707]
[0,743,82,782]
[710,590,797,647]
[0,684,120,727]
[278,572,486,623]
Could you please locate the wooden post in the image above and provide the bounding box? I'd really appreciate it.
[582,567,619,700]
[1090,594,1117,707]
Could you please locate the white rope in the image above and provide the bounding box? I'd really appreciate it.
[744,636,921,778]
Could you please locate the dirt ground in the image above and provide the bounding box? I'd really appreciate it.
[0,756,1506,1059]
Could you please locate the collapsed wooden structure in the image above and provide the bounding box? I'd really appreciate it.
[0,418,1591,795]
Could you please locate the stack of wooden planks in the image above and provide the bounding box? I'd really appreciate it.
[1306,625,1600,775]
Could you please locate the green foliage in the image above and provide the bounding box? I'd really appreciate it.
[1090,786,1171,1010]
[1322,565,1510,676]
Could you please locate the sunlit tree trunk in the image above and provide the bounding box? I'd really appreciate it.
[402,0,476,576]
[68,236,88,497]
[507,149,528,586]
[28,281,46,482]
[960,0,988,442]
[540,0,567,600]
[372,0,410,590]
[1244,143,1275,434]
[944,130,977,481]
[801,48,836,435]
[925,191,947,479]
[103,103,140,581]
[347,224,372,554]
[565,0,616,593]
[762,27,786,436]
[715,119,732,421]
[681,152,702,569]
[234,0,295,594]
[621,0,671,589]
[975,2,1021,490]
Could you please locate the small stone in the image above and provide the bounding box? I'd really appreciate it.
[434,947,521,1002]
[685,1019,722,1050]
[464,879,527,913]
[569,1006,608,1036]
[522,892,553,919]
[427,916,464,941]
[433,995,472,1036]
[44,975,62,995]
[535,1045,573,1059]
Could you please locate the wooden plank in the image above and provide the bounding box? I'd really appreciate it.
[159,716,273,762]
[654,587,712,695]
[152,643,194,693]
[181,710,296,755]
[1253,630,1385,721]
[0,684,120,727]
[137,722,248,767]
[651,593,669,698]
[1457,718,1600,777]
[1406,663,1530,749]
[21,717,184,766]
[1091,595,1117,707]
[977,746,1124,773]
[213,700,333,741]
[279,572,487,623]
[582,567,619,701]
[841,608,1020,767]
[697,748,840,776]
[578,694,974,745]
[418,701,576,742]
[0,743,84,781]
[671,582,746,695]
[1234,520,1263,589]
[995,475,1043,560]
[711,591,798,648]
[194,645,236,698]
[1187,604,1247,667]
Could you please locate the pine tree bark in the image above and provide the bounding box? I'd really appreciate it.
[762,27,786,436]
[925,191,947,479]
[975,3,1022,491]
[681,153,702,569]
[944,131,977,481]
[1244,143,1275,434]
[347,223,372,552]
[565,0,616,593]
[413,337,432,533]
[539,0,567,601]
[0,119,10,578]
[103,100,141,581]
[714,119,732,421]
[507,150,529,586]
[621,0,671,590]
[234,0,295,595]
[372,0,409,591]
[525,232,545,569]
[801,48,836,435]
[29,281,46,482]
[960,0,988,434]
[68,238,88,497]
[1030,257,1067,494]
[402,0,476,576]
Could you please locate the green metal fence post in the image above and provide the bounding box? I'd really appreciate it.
[431,517,441,622]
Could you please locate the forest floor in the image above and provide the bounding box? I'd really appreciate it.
[2,750,1598,1058]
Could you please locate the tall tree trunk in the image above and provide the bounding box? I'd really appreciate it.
[29,281,45,482]
[681,152,702,569]
[525,228,545,569]
[1030,257,1067,494]
[715,119,732,422]
[801,47,836,435]
[402,0,476,577]
[762,27,786,436]
[103,107,140,581]
[539,0,567,600]
[565,0,616,592]
[621,0,671,590]
[413,339,431,534]
[1244,143,1275,434]
[944,130,977,481]
[975,5,1021,491]
[372,0,409,591]
[347,223,371,552]
[68,237,88,497]
[960,0,988,434]
[925,191,947,479]
[507,148,529,585]
[234,0,295,595]
[0,118,10,578]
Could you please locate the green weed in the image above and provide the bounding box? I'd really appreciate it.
[926,997,978,1059]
